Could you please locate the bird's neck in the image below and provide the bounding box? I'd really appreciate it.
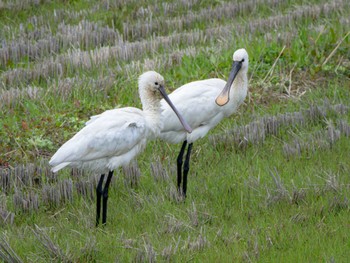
[231,72,247,96]
[144,108,163,139]
[140,91,163,138]
[227,72,248,112]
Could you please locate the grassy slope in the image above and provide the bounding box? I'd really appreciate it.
[0,0,350,262]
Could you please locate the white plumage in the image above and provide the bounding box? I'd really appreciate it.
[49,71,191,225]
[50,72,191,173]
[160,48,249,196]
[50,107,149,173]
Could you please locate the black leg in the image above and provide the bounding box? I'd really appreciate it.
[183,143,193,197]
[96,174,105,226]
[102,170,114,225]
[177,140,187,193]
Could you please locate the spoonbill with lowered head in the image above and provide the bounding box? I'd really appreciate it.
[160,48,249,197]
[49,71,192,226]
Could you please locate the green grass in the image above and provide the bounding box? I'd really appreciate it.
[1,0,350,262]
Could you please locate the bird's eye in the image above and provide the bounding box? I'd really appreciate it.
[155,82,159,85]
[241,59,245,62]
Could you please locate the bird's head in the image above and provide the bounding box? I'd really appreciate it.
[138,71,192,133]
[215,48,249,106]
[233,48,249,72]
[138,71,165,100]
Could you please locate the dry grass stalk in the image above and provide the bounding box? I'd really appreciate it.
[161,236,181,261]
[52,8,93,23]
[42,184,61,208]
[0,86,42,109]
[0,0,46,11]
[1,38,174,86]
[32,225,70,262]
[163,214,187,234]
[323,172,340,192]
[245,229,260,261]
[79,236,97,262]
[322,30,350,66]
[119,231,136,249]
[128,190,145,211]
[189,202,199,227]
[282,128,340,159]
[332,104,349,114]
[1,19,122,66]
[266,168,290,205]
[143,238,157,263]
[337,119,350,137]
[290,212,308,224]
[1,0,346,87]
[47,75,115,101]
[75,180,94,202]
[291,188,306,205]
[0,235,23,263]
[262,45,286,82]
[245,0,346,38]
[182,229,210,252]
[244,121,266,144]
[58,179,73,203]
[0,209,15,226]
[122,0,341,43]
[304,105,326,123]
[167,184,186,203]
[210,101,348,152]
[13,190,39,213]
[133,237,156,263]
[14,164,35,188]
[283,140,302,159]
[70,168,85,179]
[328,196,349,213]
[44,167,59,184]
[0,168,11,194]
[327,123,341,148]
[161,244,173,262]
[150,157,169,182]
[1,61,63,87]
[122,0,282,40]
[123,162,141,189]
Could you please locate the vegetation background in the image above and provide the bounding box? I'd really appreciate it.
[0,0,349,262]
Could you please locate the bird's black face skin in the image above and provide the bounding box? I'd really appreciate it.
[158,85,192,133]
[215,60,243,106]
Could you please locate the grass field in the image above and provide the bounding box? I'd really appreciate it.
[0,0,350,262]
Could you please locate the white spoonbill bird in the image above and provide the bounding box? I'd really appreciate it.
[160,48,249,197]
[49,71,192,226]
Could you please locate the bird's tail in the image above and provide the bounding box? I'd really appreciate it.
[50,162,70,173]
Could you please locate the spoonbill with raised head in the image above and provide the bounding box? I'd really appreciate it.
[160,48,249,197]
[49,71,192,226]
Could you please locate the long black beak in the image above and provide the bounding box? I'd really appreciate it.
[215,61,242,106]
[159,85,192,133]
